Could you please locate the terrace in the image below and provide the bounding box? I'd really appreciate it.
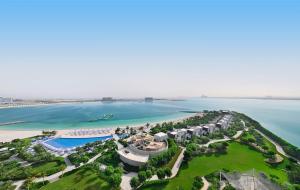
[117,133,168,167]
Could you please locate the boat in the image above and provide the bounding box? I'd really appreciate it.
[88,114,114,122]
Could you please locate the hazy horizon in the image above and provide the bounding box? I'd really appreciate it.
[1,0,299,99]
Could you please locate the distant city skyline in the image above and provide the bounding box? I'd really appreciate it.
[1,0,299,99]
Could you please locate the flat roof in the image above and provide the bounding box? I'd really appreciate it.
[118,148,149,163]
[154,132,167,137]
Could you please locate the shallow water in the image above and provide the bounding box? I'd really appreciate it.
[0,98,299,147]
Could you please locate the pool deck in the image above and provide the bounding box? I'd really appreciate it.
[40,136,114,157]
[56,128,115,138]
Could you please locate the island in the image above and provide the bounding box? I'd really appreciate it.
[0,110,299,190]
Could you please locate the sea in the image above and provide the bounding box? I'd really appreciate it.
[0,98,299,147]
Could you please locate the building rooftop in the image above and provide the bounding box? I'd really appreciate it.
[154,132,167,137]
[118,148,149,163]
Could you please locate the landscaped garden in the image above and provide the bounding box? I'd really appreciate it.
[30,158,66,177]
[141,142,290,190]
[40,166,112,190]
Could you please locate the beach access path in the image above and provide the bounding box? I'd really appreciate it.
[254,129,300,163]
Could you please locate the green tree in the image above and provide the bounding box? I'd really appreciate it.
[108,173,122,188]
[157,168,166,179]
[165,168,172,177]
[138,171,147,182]
[105,166,114,176]
[130,177,140,189]
[146,170,152,179]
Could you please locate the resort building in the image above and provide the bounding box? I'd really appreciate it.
[117,133,168,167]
[0,97,13,104]
[201,124,216,134]
[187,126,204,138]
[216,114,232,130]
[168,129,188,142]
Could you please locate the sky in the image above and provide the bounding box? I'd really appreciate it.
[0,0,299,99]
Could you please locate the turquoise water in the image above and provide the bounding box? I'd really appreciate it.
[0,98,299,147]
[45,135,113,149]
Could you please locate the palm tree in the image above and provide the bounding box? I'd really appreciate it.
[126,126,129,133]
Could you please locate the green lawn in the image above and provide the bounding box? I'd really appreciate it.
[141,142,289,190]
[41,167,111,190]
[30,160,66,176]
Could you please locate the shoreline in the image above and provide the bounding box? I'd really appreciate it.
[0,102,86,110]
[0,114,196,143]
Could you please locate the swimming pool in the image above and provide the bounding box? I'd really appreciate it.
[44,135,113,149]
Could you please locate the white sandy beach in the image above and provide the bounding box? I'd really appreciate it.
[0,114,197,143]
[0,130,43,142]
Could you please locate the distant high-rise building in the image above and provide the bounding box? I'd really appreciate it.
[145,97,154,102]
[102,97,113,102]
[0,97,13,104]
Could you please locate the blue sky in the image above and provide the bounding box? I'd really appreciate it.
[0,0,299,98]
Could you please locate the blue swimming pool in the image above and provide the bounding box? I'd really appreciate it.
[44,135,113,149]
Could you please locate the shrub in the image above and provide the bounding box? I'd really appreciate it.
[192,176,204,190]
[146,170,152,179]
[164,168,172,177]
[140,179,169,188]
[157,168,166,179]
[130,176,140,189]
[138,171,147,182]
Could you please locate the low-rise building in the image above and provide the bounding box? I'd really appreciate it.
[168,128,187,142]
[117,133,168,167]
[154,132,168,142]
[216,114,232,130]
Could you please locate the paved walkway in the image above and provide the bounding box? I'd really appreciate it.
[201,177,210,190]
[34,151,105,183]
[148,147,186,181]
[13,180,25,190]
[255,129,300,163]
[35,157,76,183]
[201,137,231,147]
[170,148,185,178]
[87,152,103,164]
[232,130,243,139]
[121,172,137,190]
